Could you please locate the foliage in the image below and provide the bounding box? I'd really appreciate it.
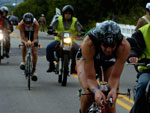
[13,0,150,31]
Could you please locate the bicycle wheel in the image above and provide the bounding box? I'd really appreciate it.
[26,55,32,90]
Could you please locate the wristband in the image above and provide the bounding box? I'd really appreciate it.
[93,87,100,94]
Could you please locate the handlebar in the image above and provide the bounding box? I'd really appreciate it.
[127,58,150,67]
[126,62,150,67]
[19,42,40,48]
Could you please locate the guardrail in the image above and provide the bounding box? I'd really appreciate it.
[96,23,136,38]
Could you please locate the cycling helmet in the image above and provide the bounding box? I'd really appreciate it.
[8,15,19,25]
[23,12,34,24]
[92,20,123,47]
[146,3,150,11]
[0,6,8,16]
[62,5,74,15]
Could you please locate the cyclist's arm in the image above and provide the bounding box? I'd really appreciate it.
[75,20,85,36]
[33,21,39,43]
[18,21,28,43]
[82,35,99,92]
[108,38,130,90]
[135,18,145,31]
[127,30,146,58]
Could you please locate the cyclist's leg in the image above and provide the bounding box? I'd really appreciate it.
[22,45,26,62]
[130,73,150,113]
[32,46,37,73]
[20,44,26,70]
[77,60,94,113]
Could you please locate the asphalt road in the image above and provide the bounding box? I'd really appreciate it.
[0,28,137,113]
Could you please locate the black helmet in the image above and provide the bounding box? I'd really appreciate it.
[92,20,123,47]
[8,15,19,25]
[0,6,8,16]
[23,12,34,24]
[62,5,74,15]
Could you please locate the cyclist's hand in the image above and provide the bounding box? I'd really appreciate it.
[107,88,117,103]
[129,57,138,63]
[25,41,32,47]
[95,89,106,107]
[31,42,34,47]
[25,42,30,47]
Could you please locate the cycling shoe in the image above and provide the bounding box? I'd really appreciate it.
[31,73,38,82]
[20,62,25,70]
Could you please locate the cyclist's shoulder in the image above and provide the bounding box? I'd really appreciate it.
[18,20,24,29]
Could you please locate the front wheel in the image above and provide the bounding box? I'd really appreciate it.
[25,55,32,90]
[62,54,69,86]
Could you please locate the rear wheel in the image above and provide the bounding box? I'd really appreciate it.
[62,54,69,86]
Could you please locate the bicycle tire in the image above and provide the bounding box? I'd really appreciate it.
[26,55,32,90]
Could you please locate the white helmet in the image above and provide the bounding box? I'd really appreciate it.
[146,3,150,11]
[41,14,44,16]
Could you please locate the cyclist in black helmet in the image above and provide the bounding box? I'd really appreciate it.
[46,5,85,73]
[18,12,39,81]
[76,20,130,113]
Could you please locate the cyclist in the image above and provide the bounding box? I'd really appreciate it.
[18,12,39,81]
[0,6,12,58]
[127,21,150,113]
[46,5,85,73]
[135,2,150,31]
[76,20,130,113]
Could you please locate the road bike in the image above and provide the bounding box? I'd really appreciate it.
[78,66,130,113]
[19,40,33,90]
[19,40,39,90]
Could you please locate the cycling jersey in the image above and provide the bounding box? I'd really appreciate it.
[24,18,37,41]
